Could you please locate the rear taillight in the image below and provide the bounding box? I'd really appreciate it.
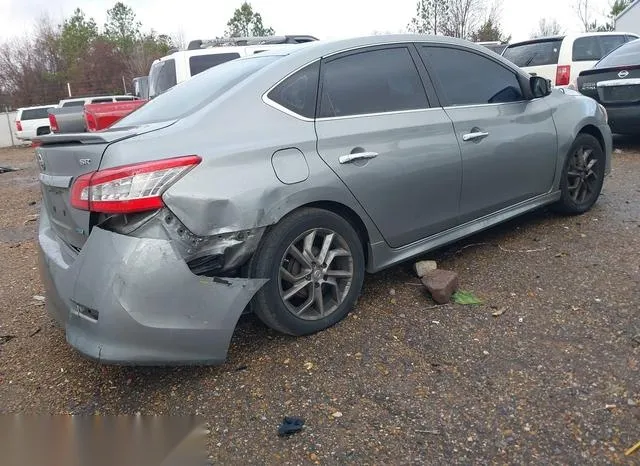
[48,114,58,132]
[70,155,201,214]
[16,120,22,131]
[556,65,571,86]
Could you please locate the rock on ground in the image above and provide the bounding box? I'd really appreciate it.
[414,260,437,278]
[421,269,459,304]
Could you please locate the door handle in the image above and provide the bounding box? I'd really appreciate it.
[339,151,379,164]
[462,131,489,142]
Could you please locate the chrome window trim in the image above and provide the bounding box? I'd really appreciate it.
[597,78,640,87]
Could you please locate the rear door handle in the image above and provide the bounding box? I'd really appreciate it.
[339,152,379,164]
[462,131,489,142]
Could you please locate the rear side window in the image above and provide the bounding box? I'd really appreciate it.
[318,47,429,118]
[62,100,85,107]
[596,38,640,68]
[20,107,52,120]
[267,61,319,119]
[421,46,524,106]
[91,98,113,103]
[189,53,241,76]
[573,35,626,61]
[149,58,177,97]
[115,97,134,101]
[502,40,562,67]
[114,55,280,127]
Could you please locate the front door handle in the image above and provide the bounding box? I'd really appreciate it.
[339,151,379,164]
[462,131,489,142]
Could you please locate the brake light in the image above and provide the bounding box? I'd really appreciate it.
[48,113,58,132]
[556,65,571,86]
[16,120,22,131]
[70,155,201,213]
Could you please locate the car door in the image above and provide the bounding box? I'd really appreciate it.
[314,45,462,248]
[418,45,558,223]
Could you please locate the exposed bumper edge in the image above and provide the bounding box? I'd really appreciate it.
[38,211,267,365]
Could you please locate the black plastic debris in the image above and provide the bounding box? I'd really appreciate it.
[0,335,16,345]
[0,166,18,174]
[277,416,304,437]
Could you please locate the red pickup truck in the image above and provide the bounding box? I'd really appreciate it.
[84,100,147,132]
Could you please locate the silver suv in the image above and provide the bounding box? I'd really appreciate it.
[36,35,611,365]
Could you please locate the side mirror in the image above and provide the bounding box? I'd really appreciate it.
[530,76,552,98]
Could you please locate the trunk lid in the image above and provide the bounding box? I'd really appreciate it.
[577,65,640,104]
[36,121,175,251]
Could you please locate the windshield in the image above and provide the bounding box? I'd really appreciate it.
[148,59,177,98]
[114,54,281,127]
[595,39,640,68]
[503,39,562,67]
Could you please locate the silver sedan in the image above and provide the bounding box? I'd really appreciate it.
[36,34,611,364]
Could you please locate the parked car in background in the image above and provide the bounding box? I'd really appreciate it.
[148,34,318,98]
[15,105,56,140]
[48,95,141,133]
[502,32,639,88]
[36,34,611,365]
[577,38,640,134]
[132,76,149,99]
[476,41,508,54]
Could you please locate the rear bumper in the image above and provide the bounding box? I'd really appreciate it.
[37,209,267,365]
[603,104,640,134]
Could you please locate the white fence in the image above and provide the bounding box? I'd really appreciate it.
[1,111,20,148]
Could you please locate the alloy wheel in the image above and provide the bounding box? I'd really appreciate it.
[567,145,599,204]
[279,228,354,320]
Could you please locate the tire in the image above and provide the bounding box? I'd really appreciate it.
[553,133,605,215]
[249,208,365,336]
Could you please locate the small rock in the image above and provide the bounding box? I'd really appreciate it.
[303,362,313,370]
[28,201,37,206]
[32,295,45,302]
[310,453,319,461]
[389,288,396,296]
[614,148,623,154]
[421,269,458,304]
[628,399,636,406]
[414,260,437,278]
[331,411,343,418]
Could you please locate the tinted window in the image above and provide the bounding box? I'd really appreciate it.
[115,55,281,127]
[115,97,135,101]
[596,38,640,68]
[149,58,177,97]
[318,47,428,118]
[189,53,241,76]
[62,100,85,107]
[267,61,319,118]
[503,39,562,67]
[421,46,524,106]
[20,107,52,120]
[91,98,113,103]
[573,35,626,61]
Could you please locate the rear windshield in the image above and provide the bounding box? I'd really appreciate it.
[149,58,177,98]
[62,100,85,107]
[20,107,52,120]
[114,55,281,127]
[596,38,640,68]
[189,53,241,76]
[573,35,626,62]
[503,39,562,67]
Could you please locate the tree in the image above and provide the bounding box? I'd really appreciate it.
[532,18,564,38]
[471,17,510,42]
[104,2,141,54]
[407,0,452,35]
[58,8,99,68]
[225,2,275,37]
[445,0,485,39]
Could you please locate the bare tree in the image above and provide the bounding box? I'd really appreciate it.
[575,0,593,32]
[445,0,486,39]
[532,17,564,38]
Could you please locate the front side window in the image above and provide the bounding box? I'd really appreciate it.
[318,47,429,118]
[267,61,319,119]
[420,46,524,106]
[189,53,241,77]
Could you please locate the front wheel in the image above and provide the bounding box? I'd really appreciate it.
[553,133,605,215]
[249,208,365,336]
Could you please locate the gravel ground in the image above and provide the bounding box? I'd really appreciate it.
[0,140,638,464]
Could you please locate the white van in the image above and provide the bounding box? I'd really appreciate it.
[15,105,56,140]
[148,35,318,98]
[502,32,639,88]
[57,95,138,107]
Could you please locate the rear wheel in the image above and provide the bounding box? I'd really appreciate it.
[250,208,365,336]
[553,133,605,215]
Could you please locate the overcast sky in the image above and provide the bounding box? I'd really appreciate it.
[0,0,616,44]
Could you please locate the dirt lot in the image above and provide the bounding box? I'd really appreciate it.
[0,141,639,464]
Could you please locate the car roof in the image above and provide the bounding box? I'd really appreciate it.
[508,31,640,47]
[17,104,57,111]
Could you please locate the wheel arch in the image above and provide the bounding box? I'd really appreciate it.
[577,124,605,152]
